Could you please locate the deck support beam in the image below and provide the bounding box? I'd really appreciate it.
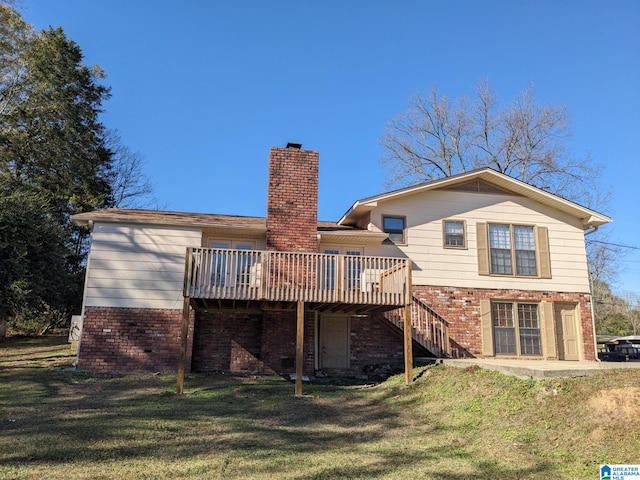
[403,303,413,385]
[295,300,305,396]
[177,296,190,394]
[403,265,413,385]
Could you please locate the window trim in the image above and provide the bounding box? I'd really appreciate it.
[442,219,467,249]
[488,223,536,276]
[382,215,407,245]
[490,300,542,357]
[477,222,551,278]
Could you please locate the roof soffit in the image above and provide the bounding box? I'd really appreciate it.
[318,230,387,246]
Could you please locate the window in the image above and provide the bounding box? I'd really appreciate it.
[477,223,551,278]
[211,242,230,286]
[488,224,537,276]
[344,250,362,289]
[443,220,466,248]
[513,226,537,275]
[491,302,541,356]
[383,216,406,244]
[321,247,363,290]
[234,244,253,287]
[209,241,255,287]
[517,303,542,355]
[322,249,339,290]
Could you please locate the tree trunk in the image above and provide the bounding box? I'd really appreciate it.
[0,318,7,340]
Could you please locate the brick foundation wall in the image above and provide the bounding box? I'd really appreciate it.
[191,309,407,377]
[191,310,317,375]
[260,310,316,375]
[266,145,319,253]
[412,286,596,360]
[348,316,405,373]
[79,307,194,373]
[192,311,263,373]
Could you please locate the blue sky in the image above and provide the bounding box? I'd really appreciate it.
[20,0,640,295]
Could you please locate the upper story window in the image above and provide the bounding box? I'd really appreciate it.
[443,220,466,248]
[382,216,406,244]
[489,224,536,276]
[477,223,551,278]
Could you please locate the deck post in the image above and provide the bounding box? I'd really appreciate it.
[403,304,413,385]
[177,295,190,394]
[295,300,305,396]
[404,261,413,385]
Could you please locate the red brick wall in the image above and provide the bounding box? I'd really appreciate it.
[266,145,319,253]
[192,310,316,375]
[412,286,595,360]
[260,310,316,375]
[349,316,405,372]
[191,309,407,377]
[79,307,194,373]
[192,311,263,373]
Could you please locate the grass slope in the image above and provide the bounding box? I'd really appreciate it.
[0,336,638,479]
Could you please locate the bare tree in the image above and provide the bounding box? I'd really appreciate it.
[619,291,640,335]
[105,129,155,208]
[381,80,606,209]
[381,79,619,286]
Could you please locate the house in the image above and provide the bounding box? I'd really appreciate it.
[71,143,611,385]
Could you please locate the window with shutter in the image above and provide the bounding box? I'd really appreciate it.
[477,223,551,278]
[491,301,542,357]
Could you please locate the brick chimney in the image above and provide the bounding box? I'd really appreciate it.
[266,143,319,252]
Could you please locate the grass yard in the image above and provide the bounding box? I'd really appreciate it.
[1,335,639,479]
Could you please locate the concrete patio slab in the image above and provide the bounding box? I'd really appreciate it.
[440,358,640,380]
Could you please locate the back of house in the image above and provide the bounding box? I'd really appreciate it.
[71,143,611,377]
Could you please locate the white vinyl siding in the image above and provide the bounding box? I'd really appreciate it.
[365,189,591,293]
[83,223,202,309]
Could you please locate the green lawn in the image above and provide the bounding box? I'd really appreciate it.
[1,336,638,479]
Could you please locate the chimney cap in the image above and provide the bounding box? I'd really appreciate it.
[286,142,302,149]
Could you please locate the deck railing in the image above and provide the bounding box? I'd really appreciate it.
[184,247,410,306]
[384,296,450,357]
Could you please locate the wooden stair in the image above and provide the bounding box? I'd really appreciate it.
[383,295,450,358]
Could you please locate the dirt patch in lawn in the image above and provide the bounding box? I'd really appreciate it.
[588,386,640,439]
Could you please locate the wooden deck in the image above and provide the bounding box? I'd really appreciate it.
[178,247,420,393]
[183,247,411,312]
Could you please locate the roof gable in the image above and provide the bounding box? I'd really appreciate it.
[444,179,513,195]
[339,168,611,229]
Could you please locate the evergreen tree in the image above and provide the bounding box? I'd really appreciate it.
[0,4,114,335]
